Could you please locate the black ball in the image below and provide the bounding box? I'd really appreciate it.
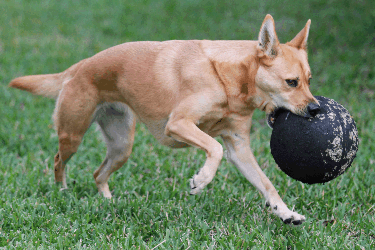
[269,96,359,184]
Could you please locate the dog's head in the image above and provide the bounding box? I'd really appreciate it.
[254,15,320,127]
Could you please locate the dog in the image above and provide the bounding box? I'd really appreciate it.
[9,14,320,225]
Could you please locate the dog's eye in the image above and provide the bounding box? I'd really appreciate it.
[308,77,312,85]
[286,79,298,87]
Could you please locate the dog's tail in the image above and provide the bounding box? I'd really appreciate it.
[9,59,86,99]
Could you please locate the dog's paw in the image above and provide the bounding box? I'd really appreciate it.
[278,210,305,225]
[266,201,305,225]
[189,176,205,195]
[189,170,213,195]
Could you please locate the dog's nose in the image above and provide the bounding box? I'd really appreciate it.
[307,103,321,117]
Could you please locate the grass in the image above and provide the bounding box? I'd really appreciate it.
[0,0,374,248]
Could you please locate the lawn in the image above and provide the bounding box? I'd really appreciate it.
[0,0,374,249]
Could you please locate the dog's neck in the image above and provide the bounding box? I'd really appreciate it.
[201,40,266,115]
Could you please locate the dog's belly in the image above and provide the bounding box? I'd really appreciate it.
[96,103,232,149]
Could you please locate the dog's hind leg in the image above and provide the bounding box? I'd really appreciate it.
[93,103,136,198]
[53,77,99,189]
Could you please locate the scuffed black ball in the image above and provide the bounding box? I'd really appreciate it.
[269,96,359,184]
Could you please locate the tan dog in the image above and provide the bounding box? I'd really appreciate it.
[10,14,319,225]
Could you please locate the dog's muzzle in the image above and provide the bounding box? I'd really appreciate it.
[306,102,321,117]
[267,103,321,128]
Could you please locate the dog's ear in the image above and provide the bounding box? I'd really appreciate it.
[286,19,311,50]
[258,14,280,58]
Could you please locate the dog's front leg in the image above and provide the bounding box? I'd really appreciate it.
[222,131,305,225]
[165,118,223,195]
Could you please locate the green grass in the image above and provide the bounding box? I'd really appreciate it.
[1,0,374,248]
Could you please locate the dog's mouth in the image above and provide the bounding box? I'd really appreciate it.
[266,108,287,128]
[266,107,315,128]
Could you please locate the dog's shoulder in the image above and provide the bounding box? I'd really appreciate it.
[199,40,258,64]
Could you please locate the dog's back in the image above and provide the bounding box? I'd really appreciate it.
[9,40,226,119]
